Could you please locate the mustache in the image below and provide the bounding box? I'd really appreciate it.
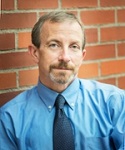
[50,61,74,70]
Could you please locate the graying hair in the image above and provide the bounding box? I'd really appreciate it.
[31,11,86,49]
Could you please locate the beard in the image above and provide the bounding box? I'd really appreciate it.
[49,61,77,84]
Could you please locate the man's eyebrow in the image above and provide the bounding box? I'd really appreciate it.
[46,39,81,45]
[47,39,60,43]
[71,41,80,44]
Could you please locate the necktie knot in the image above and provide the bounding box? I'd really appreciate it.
[55,94,65,109]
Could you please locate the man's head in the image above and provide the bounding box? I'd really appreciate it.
[32,11,86,50]
[29,11,86,92]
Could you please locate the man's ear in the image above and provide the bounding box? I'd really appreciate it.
[82,49,86,60]
[28,44,39,63]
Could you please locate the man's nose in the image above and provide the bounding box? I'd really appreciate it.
[58,49,71,62]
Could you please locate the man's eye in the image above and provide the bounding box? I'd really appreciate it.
[49,43,58,48]
[70,45,80,51]
[72,45,78,48]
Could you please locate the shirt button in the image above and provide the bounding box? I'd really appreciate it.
[71,103,74,107]
[48,105,52,109]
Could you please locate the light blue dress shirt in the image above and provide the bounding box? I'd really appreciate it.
[0,78,125,150]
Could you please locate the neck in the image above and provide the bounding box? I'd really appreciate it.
[39,78,73,93]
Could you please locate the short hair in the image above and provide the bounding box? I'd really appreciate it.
[31,11,86,49]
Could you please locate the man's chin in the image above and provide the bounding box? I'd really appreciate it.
[50,74,75,85]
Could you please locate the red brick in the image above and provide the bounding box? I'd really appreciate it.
[2,0,14,10]
[117,43,125,56]
[101,27,125,42]
[100,0,125,7]
[78,63,99,78]
[0,72,16,90]
[0,13,37,29]
[18,0,58,9]
[0,33,15,50]
[85,44,115,60]
[118,43,125,56]
[18,32,31,48]
[98,78,116,86]
[101,60,125,75]
[19,69,38,86]
[0,91,22,106]
[118,76,125,89]
[0,52,36,69]
[81,10,115,25]
[85,28,98,43]
[62,0,97,8]
[118,9,125,22]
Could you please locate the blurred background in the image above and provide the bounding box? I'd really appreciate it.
[0,0,125,106]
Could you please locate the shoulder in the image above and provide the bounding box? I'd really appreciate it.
[78,79,125,117]
[0,86,37,113]
[78,78,124,92]
[78,78,125,99]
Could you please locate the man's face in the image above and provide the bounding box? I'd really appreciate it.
[36,21,86,88]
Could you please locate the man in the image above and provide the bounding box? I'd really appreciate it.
[0,11,125,150]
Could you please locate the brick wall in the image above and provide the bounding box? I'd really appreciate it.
[0,0,125,106]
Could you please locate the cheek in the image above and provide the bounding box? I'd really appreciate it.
[38,54,57,70]
[40,50,59,62]
[73,56,83,67]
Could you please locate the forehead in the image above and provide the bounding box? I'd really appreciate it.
[41,21,84,41]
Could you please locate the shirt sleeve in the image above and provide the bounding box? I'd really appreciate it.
[109,90,125,150]
[0,109,18,150]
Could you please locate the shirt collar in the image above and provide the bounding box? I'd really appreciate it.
[61,78,80,109]
[37,78,80,111]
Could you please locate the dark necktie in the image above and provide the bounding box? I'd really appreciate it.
[53,94,75,150]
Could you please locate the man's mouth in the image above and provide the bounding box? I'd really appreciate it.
[55,67,70,70]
